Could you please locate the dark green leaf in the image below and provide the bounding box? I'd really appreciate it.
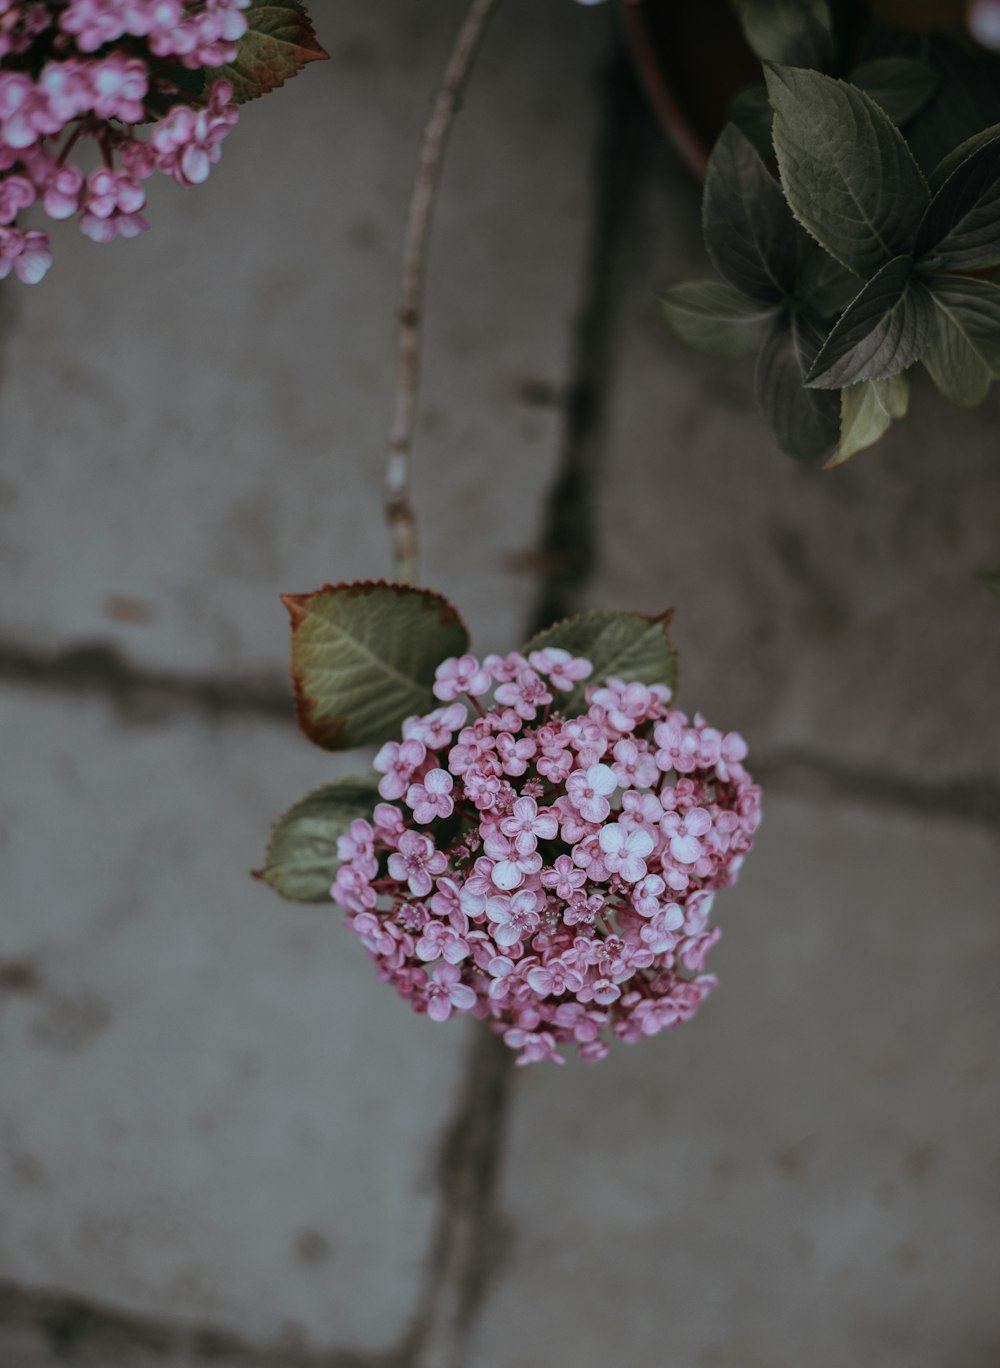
[798,244,862,320]
[284,581,470,750]
[806,256,933,388]
[977,569,1000,598]
[915,134,1000,271]
[255,777,381,901]
[922,276,1000,406]
[521,612,678,717]
[755,312,841,462]
[929,123,1000,191]
[828,373,910,467]
[727,85,775,163]
[850,57,938,126]
[906,37,1000,173]
[662,281,777,360]
[703,124,801,302]
[732,0,834,68]
[766,65,930,277]
[216,1,327,103]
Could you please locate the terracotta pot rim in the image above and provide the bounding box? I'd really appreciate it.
[619,0,711,180]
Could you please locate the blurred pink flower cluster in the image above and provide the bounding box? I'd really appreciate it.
[333,647,762,1065]
[0,0,246,282]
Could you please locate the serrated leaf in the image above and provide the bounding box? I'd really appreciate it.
[521,612,678,717]
[732,0,834,67]
[661,281,777,360]
[806,255,933,388]
[798,243,862,320]
[827,372,910,467]
[727,85,775,163]
[284,581,469,750]
[915,133,1000,271]
[977,569,1000,598]
[906,37,1000,172]
[255,777,381,901]
[922,276,1000,406]
[766,65,930,277]
[929,124,1000,191]
[217,1,327,103]
[755,312,841,462]
[703,124,801,302]
[850,57,938,126]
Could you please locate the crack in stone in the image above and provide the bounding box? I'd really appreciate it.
[528,44,657,636]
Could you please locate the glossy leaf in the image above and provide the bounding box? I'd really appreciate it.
[255,777,381,901]
[828,373,910,467]
[806,256,933,389]
[755,312,841,463]
[928,123,1000,191]
[798,244,862,321]
[766,65,930,277]
[850,57,938,126]
[285,581,469,750]
[217,1,327,103]
[915,133,1000,272]
[521,611,678,716]
[922,276,1000,406]
[661,281,777,360]
[703,124,801,301]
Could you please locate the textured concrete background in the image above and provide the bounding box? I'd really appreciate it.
[2,3,999,1367]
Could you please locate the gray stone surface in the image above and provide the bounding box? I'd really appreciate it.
[469,790,1000,1368]
[585,149,1000,786]
[0,686,468,1353]
[0,0,607,675]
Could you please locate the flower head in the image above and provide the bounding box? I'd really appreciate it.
[331,647,761,1064]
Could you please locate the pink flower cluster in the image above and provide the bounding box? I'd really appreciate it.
[0,0,246,281]
[332,648,761,1066]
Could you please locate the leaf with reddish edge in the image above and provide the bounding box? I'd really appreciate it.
[284,580,470,750]
[521,610,679,717]
[218,1,327,104]
[254,776,381,901]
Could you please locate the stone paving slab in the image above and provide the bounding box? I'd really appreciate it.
[0,0,609,675]
[586,147,1000,785]
[0,686,470,1355]
[468,789,1000,1368]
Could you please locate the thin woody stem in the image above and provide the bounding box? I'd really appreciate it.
[386,0,500,584]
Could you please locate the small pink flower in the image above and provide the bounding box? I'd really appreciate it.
[660,807,712,865]
[500,796,558,855]
[566,762,616,823]
[541,854,587,900]
[433,653,492,701]
[495,667,552,721]
[374,737,427,800]
[598,822,654,884]
[406,767,454,824]
[528,647,592,692]
[387,830,447,897]
[425,963,477,1022]
[485,890,541,948]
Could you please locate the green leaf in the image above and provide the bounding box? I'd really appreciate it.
[827,373,910,467]
[732,0,834,67]
[703,124,801,302]
[661,281,777,360]
[906,37,1000,173]
[977,569,1000,598]
[797,244,864,320]
[521,611,678,717]
[915,133,1000,272]
[850,57,938,126]
[216,1,327,103]
[727,85,775,163]
[284,581,470,750]
[755,312,841,462]
[805,256,933,389]
[766,65,930,277]
[255,777,381,902]
[928,123,1000,191]
[922,276,1000,406]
